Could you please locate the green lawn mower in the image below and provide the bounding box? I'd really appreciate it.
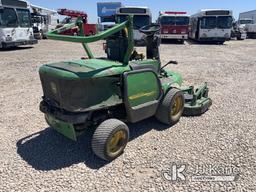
[39,16,212,161]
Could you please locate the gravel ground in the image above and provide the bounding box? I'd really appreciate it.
[0,39,255,192]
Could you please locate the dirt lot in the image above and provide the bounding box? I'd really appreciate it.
[0,39,256,192]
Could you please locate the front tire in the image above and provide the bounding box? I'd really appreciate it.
[92,119,129,161]
[156,88,184,126]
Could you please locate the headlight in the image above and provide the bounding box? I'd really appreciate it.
[5,36,12,41]
[29,35,35,40]
[163,30,169,34]
[224,33,230,38]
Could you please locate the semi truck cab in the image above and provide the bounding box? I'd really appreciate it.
[239,18,256,38]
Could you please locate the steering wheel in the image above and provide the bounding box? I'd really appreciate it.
[139,24,161,36]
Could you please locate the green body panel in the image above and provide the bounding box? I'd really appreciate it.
[46,114,77,141]
[39,59,131,80]
[161,70,183,93]
[126,71,160,107]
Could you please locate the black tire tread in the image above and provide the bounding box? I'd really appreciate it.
[156,88,184,125]
[91,119,129,161]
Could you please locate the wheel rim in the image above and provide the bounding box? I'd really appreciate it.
[107,130,127,156]
[170,95,183,117]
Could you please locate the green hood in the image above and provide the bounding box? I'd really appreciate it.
[39,59,131,80]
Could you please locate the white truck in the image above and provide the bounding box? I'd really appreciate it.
[231,20,247,40]
[0,0,37,48]
[239,10,256,39]
[31,13,48,39]
[30,4,58,39]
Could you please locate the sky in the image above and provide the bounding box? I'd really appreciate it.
[28,0,256,23]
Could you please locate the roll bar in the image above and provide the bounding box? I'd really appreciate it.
[46,16,134,65]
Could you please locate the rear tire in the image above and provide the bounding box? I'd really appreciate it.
[92,119,129,161]
[156,88,184,126]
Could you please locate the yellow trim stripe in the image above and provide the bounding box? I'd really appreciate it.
[129,91,156,100]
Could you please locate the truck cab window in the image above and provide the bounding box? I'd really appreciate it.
[176,17,189,25]
[16,9,31,28]
[239,19,253,25]
[160,16,175,25]
[0,8,18,27]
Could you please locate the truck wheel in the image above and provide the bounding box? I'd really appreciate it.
[38,31,43,40]
[92,119,129,161]
[156,88,184,126]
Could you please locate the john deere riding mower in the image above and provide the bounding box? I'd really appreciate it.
[39,16,212,161]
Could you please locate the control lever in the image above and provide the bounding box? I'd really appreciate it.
[161,60,178,70]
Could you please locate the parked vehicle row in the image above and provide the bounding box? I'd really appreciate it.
[1,0,255,49]
[0,0,98,49]
[0,0,37,48]
[113,8,256,45]
[113,8,238,44]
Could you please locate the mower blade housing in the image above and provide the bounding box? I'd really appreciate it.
[182,83,212,116]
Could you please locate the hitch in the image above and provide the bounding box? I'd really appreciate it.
[182,83,212,116]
